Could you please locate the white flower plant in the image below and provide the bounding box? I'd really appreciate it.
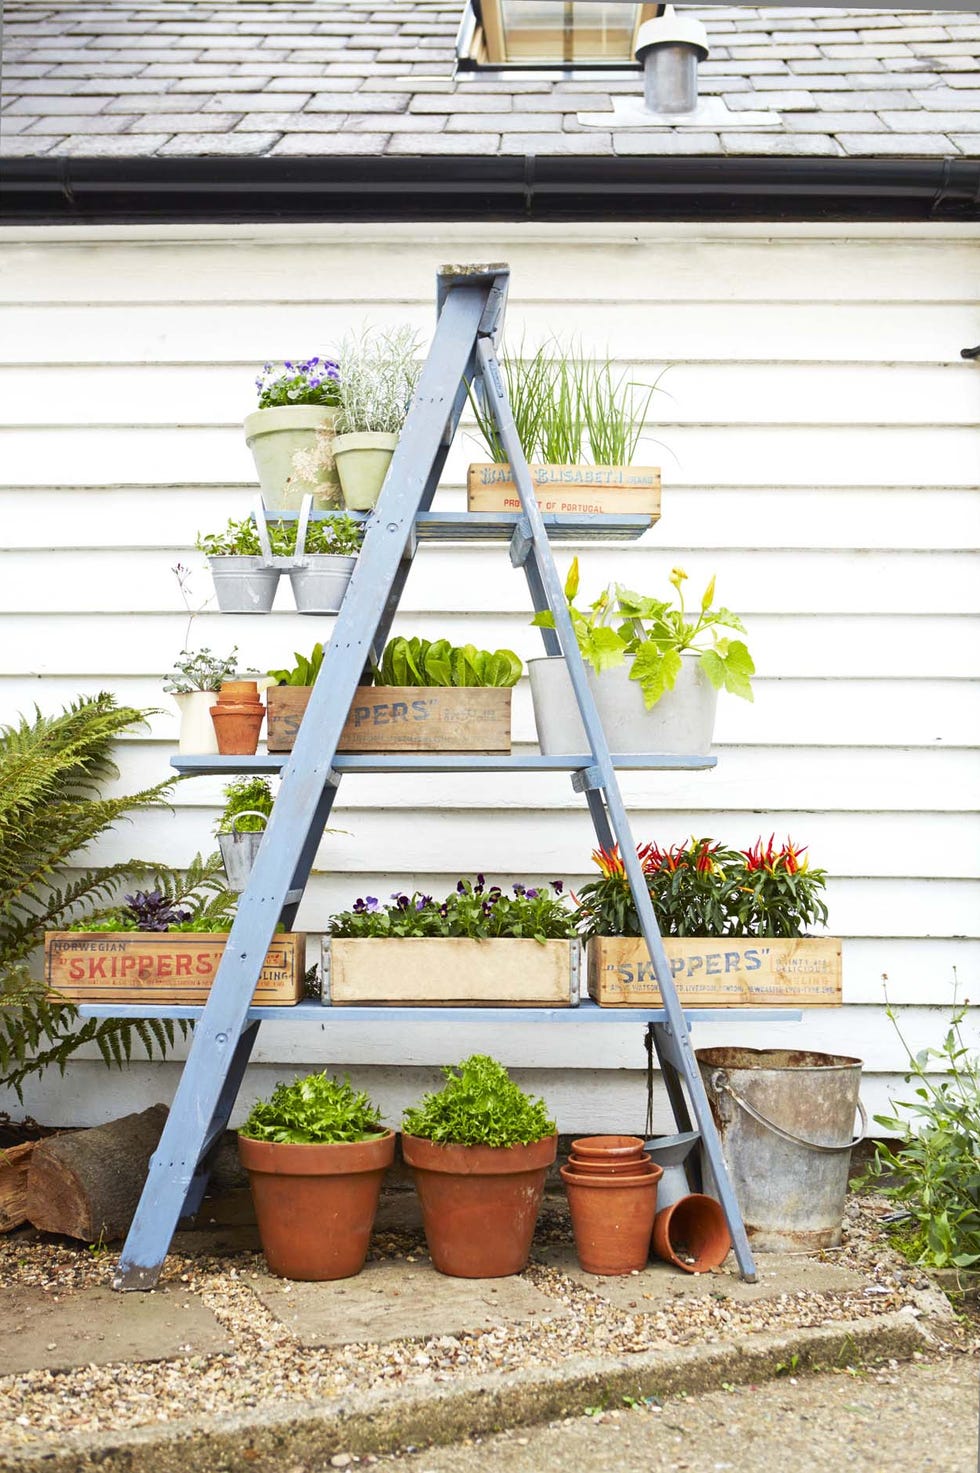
[335,325,423,436]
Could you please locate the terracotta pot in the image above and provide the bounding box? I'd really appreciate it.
[216,680,260,704]
[401,1132,557,1278]
[561,1161,663,1275]
[652,1193,732,1274]
[567,1152,654,1177]
[238,1128,394,1281]
[211,682,265,755]
[570,1135,646,1161]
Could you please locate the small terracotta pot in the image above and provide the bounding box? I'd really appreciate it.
[570,1135,647,1161]
[402,1132,557,1278]
[651,1193,732,1275]
[215,680,260,704]
[211,681,265,755]
[238,1128,395,1281]
[561,1161,663,1275]
[567,1152,653,1177]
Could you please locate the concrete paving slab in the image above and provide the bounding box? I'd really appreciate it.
[252,1257,569,1347]
[0,1284,232,1375]
[533,1244,866,1307]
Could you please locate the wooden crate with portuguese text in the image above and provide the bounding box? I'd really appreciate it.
[44,932,304,1006]
[588,936,842,1008]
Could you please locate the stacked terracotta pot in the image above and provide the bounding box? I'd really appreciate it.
[210,680,266,755]
[561,1134,663,1275]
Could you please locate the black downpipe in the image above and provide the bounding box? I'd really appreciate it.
[1,154,978,223]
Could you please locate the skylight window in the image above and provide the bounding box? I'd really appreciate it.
[461,1,658,67]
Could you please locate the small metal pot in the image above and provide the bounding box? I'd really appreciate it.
[218,809,268,891]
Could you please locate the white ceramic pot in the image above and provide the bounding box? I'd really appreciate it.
[333,431,398,511]
[244,404,342,511]
[172,690,220,755]
[529,653,718,757]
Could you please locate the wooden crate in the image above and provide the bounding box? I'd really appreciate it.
[323,937,580,1006]
[467,463,660,521]
[44,932,304,1006]
[267,684,512,754]
[588,936,842,1008]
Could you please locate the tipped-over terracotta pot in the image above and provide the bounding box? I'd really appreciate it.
[238,1128,394,1281]
[402,1133,557,1278]
[561,1161,663,1275]
[652,1193,732,1274]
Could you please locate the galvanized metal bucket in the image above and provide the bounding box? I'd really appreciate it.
[696,1047,866,1252]
[217,810,268,892]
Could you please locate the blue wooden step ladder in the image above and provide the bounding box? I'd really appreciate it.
[111,264,760,1289]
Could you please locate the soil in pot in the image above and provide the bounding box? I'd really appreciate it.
[561,1161,662,1275]
[238,1128,394,1281]
[401,1133,557,1278]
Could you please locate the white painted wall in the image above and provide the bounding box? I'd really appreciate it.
[0,220,977,1133]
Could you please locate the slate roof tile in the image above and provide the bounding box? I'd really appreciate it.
[1,0,976,160]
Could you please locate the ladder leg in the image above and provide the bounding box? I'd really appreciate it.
[475,331,757,1282]
[178,1021,260,1221]
[112,275,498,1290]
[115,1020,261,1288]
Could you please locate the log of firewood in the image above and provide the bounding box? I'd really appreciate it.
[25,1104,169,1242]
[0,1141,36,1233]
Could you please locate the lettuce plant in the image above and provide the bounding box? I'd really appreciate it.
[240,1072,383,1145]
[402,1054,555,1147]
[377,636,521,689]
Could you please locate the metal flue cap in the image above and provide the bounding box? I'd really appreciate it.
[635,6,709,62]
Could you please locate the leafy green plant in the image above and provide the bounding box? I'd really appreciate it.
[402,1054,555,1147]
[534,559,754,709]
[164,647,239,695]
[297,514,362,558]
[856,993,980,1269]
[574,837,828,939]
[68,853,238,935]
[196,518,265,558]
[376,636,522,689]
[329,876,576,944]
[0,694,187,1101]
[217,777,274,835]
[269,642,325,687]
[239,1071,383,1145]
[335,325,422,436]
[255,357,341,410]
[468,342,659,466]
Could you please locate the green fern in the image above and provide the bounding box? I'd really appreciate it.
[0,693,192,1102]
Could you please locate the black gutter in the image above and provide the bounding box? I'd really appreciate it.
[2,155,978,223]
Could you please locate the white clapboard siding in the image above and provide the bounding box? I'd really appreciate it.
[3,422,979,489]
[1,362,978,429]
[0,220,976,1132]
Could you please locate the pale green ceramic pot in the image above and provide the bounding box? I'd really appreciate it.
[244,404,342,511]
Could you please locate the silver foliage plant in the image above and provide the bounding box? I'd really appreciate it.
[335,324,423,436]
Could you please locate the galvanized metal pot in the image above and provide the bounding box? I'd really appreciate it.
[218,809,268,892]
[289,553,357,615]
[696,1047,866,1252]
[207,555,280,615]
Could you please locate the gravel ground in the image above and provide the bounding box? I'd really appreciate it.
[0,1193,976,1456]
